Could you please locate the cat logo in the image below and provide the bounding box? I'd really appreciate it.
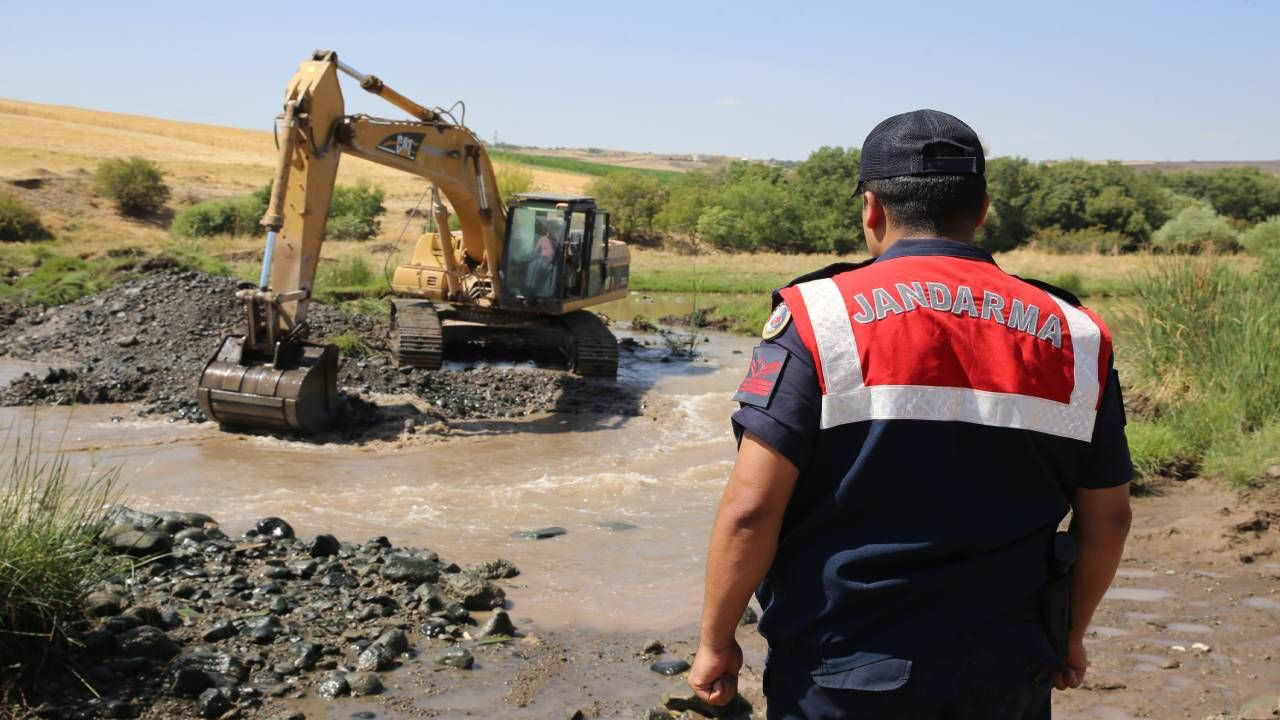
[377,133,425,160]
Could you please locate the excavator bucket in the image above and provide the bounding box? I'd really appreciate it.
[196,335,340,434]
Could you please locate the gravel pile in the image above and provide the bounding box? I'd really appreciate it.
[29,506,522,719]
[0,269,641,428]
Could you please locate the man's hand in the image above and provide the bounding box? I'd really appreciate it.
[689,640,744,706]
[1053,634,1088,690]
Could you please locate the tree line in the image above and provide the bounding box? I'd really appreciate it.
[587,150,1280,254]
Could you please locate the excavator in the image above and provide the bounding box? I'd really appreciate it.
[196,51,630,434]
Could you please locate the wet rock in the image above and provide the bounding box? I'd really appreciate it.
[474,609,516,639]
[467,559,520,579]
[196,688,233,719]
[247,614,282,644]
[316,675,350,699]
[375,627,409,655]
[309,533,341,557]
[420,618,449,638]
[510,526,568,540]
[662,683,753,718]
[290,641,322,670]
[347,671,384,697]
[441,572,506,611]
[173,581,199,599]
[202,620,237,642]
[356,643,396,672]
[442,602,471,624]
[85,590,124,617]
[650,659,691,676]
[254,517,295,540]
[170,667,214,697]
[642,640,665,655]
[382,554,440,584]
[597,521,639,532]
[102,505,161,530]
[173,527,208,544]
[107,528,172,557]
[167,651,249,689]
[118,625,179,659]
[434,646,474,669]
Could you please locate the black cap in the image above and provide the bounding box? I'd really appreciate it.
[857,109,984,188]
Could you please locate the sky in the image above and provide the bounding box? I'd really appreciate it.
[2,0,1277,162]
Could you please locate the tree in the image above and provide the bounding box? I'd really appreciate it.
[587,172,668,243]
[792,147,862,253]
[979,157,1039,251]
[1161,168,1280,224]
[696,175,804,252]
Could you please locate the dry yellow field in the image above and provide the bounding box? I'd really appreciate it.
[0,98,593,209]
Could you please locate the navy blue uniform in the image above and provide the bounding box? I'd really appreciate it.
[731,240,1133,719]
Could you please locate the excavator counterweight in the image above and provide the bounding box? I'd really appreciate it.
[196,51,630,434]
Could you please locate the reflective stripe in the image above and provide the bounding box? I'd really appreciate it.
[797,278,863,395]
[1049,295,1103,413]
[807,284,1105,442]
[821,385,1099,441]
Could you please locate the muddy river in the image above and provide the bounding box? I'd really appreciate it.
[0,325,757,635]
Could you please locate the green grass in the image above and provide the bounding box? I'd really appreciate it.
[1,429,127,678]
[488,150,681,183]
[314,256,387,303]
[1203,421,1280,488]
[324,331,375,358]
[0,249,138,307]
[1127,252,1280,486]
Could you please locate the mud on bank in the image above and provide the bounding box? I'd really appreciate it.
[0,269,647,437]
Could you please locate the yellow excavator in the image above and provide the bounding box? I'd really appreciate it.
[197,51,630,434]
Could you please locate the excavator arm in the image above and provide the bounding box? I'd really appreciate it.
[198,51,506,433]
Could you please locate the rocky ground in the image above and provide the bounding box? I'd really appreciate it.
[0,269,645,437]
[16,505,752,720]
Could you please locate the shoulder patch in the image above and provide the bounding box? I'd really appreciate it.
[761,303,792,340]
[733,345,789,408]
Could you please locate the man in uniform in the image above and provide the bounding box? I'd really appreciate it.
[689,110,1133,719]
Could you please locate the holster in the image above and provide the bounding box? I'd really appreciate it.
[1040,531,1077,666]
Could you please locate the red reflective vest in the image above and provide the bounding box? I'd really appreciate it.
[777,254,1112,442]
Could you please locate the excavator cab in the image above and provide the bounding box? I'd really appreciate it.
[500,194,614,310]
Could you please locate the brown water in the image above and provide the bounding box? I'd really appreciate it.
[0,330,758,633]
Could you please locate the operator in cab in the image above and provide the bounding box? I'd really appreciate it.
[690,110,1134,719]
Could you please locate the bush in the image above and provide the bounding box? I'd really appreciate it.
[94,157,170,216]
[1151,206,1240,253]
[1,435,126,674]
[327,181,385,241]
[1240,216,1280,255]
[0,192,50,242]
[588,172,668,243]
[171,190,268,238]
[495,165,536,199]
[1029,226,1132,254]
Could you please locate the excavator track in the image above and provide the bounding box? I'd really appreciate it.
[562,310,619,379]
[389,299,443,370]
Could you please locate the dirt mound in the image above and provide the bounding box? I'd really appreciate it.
[0,269,641,428]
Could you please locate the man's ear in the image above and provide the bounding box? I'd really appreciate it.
[975,193,991,229]
[862,191,883,234]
